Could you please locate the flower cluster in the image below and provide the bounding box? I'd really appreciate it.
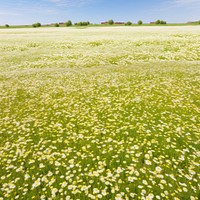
[0,27,199,199]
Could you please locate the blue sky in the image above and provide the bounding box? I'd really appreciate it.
[0,0,200,25]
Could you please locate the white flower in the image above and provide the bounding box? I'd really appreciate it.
[39,163,45,168]
[55,161,61,166]
[155,166,162,173]
[61,182,67,188]
[32,178,41,188]
[25,174,30,180]
[115,194,122,200]
[145,160,152,165]
[128,176,134,182]
[93,188,100,194]
[51,188,58,196]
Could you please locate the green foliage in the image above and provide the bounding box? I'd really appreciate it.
[155,19,161,24]
[54,23,59,27]
[155,20,167,24]
[65,20,72,27]
[32,22,41,28]
[75,21,90,26]
[160,20,167,24]
[125,21,132,26]
[138,20,143,25]
[5,24,9,28]
[108,19,114,25]
[36,22,41,27]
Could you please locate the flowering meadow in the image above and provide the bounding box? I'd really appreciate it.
[0,27,200,200]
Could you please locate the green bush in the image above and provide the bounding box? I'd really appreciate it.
[75,21,90,26]
[55,23,59,27]
[108,19,114,25]
[160,20,167,24]
[66,20,72,27]
[125,21,132,26]
[155,20,167,24]
[36,23,41,27]
[155,20,161,24]
[32,22,41,28]
[5,24,9,28]
[138,20,143,25]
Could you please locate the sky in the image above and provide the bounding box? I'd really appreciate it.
[0,0,200,25]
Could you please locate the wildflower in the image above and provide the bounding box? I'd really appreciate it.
[51,188,58,196]
[24,174,30,180]
[145,160,152,165]
[39,163,45,168]
[32,178,41,188]
[155,166,162,173]
[115,194,123,200]
[128,176,134,182]
[61,182,67,188]
[93,188,100,194]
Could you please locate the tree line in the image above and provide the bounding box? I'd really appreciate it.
[31,19,166,27]
[4,20,200,28]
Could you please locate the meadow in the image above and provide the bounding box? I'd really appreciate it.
[0,26,200,200]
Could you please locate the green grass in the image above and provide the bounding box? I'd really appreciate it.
[0,27,200,200]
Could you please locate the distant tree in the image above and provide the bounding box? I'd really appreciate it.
[55,23,59,27]
[155,19,161,24]
[125,21,132,26]
[36,22,41,27]
[32,22,41,28]
[199,20,200,24]
[138,20,143,25]
[75,21,90,26]
[155,20,166,24]
[66,20,72,26]
[160,20,167,24]
[108,19,114,25]
[5,24,9,28]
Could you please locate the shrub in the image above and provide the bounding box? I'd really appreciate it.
[5,24,9,28]
[75,21,90,26]
[155,20,167,24]
[160,20,167,24]
[36,23,41,27]
[108,19,114,25]
[66,20,72,27]
[138,20,143,25]
[125,21,132,26]
[32,22,41,28]
[55,23,59,27]
[155,20,161,24]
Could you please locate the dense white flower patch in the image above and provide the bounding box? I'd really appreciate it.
[0,27,199,199]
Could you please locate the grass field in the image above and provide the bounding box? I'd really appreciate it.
[0,27,200,200]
